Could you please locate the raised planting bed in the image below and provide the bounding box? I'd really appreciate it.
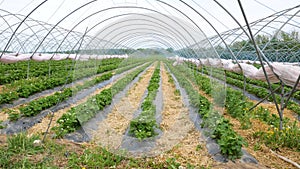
[129,63,161,139]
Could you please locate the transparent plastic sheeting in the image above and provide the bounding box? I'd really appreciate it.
[0,0,299,89]
[187,4,300,63]
[0,53,128,63]
[0,0,208,54]
[171,56,300,90]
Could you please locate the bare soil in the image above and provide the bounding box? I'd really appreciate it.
[0,111,9,121]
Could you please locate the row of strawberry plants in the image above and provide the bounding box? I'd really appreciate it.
[52,63,151,138]
[190,64,300,115]
[0,57,122,72]
[166,62,246,160]
[0,60,72,74]
[0,67,97,104]
[188,62,300,101]
[0,60,123,105]
[129,63,160,139]
[191,62,295,123]
[1,58,123,88]
[191,67,300,151]
[175,63,212,96]
[114,58,151,74]
[0,58,124,85]
[17,72,113,118]
[1,60,78,85]
[5,60,147,120]
[221,73,300,115]
[115,62,144,74]
[225,71,300,100]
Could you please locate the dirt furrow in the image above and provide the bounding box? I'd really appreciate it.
[0,112,8,122]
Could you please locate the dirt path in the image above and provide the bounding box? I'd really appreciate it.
[159,65,182,131]
[0,112,8,122]
[27,66,143,136]
[150,63,215,166]
[90,64,156,149]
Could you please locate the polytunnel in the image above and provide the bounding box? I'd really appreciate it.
[0,0,299,168]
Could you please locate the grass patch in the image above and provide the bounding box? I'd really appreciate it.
[0,132,208,168]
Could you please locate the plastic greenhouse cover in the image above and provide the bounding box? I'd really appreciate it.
[171,57,300,90]
[0,53,128,63]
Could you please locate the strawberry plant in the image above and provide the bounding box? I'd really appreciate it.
[129,64,160,139]
[129,115,157,139]
[0,120,4,129]
[5,109,21,121]
[217,127,245,160]
[52,108,80,138]
[0,91,19,104]
[96,89,112,110]
[19,88,73,117]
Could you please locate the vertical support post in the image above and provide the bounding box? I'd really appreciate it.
[243,75,246,97]
[279,81,285,130]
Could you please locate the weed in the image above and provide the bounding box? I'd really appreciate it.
[174,89,181,96]
[196,144,202,151]
[0,120,5,129]
[166,158,181,169]
[4,109,21,121]
[0,133,45,168]
[254,142,262,151]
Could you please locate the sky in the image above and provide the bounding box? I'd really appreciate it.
[0,0,299,49]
